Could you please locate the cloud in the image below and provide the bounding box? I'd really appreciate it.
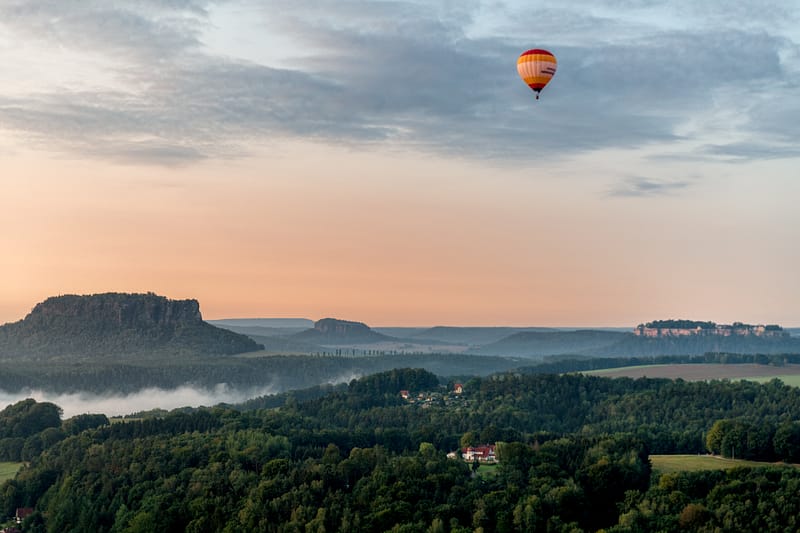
[701,142,800,161]
[0,0,797,166]
[609,176,691,197]
[0,0,208,60]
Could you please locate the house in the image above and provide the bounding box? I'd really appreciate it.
[15,507,33,524]
[453,383,463,394]
[399,390,410,399]
[461,444,497,463]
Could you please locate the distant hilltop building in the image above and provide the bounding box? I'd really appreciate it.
[634,319,788,338]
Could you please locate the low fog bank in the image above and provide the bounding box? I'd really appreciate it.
[0,384,281,418]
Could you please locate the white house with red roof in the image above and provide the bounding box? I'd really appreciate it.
[461,444,497,463]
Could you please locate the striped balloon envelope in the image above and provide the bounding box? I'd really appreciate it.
[517,49,557,100]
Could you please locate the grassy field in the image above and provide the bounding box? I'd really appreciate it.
[0,462,23,483]
[475,456,790,476]
[585,363,800,384]
[476,463,499,477]
[650,455,793,474]
[746,375,800,387]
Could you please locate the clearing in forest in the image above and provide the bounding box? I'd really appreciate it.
[0,462,23,483]
[650,454,796,473]
[586,363,800,384]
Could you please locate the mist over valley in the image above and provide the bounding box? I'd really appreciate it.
[2,293,799,418]
[0,384,281,419]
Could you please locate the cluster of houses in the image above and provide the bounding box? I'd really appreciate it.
[399,383,464,408]
[397,383,498,465]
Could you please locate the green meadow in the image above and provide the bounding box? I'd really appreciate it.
[650,455,792,474]
[472,455,791,476]
[476,463,499,477]
[0,462,23,483]
[746,375,800,387]
[584,363,800,385]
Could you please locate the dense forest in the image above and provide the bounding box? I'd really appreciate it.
[4,368,800,531]
[3,340,800,395]
[0,352,525,394]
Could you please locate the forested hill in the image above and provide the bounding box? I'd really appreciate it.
[7,369,800,531]
[597,331,800,357]
[0,293,262,359]
[471,330,625,356]
[472,329,800,358]
[291,318,396,345]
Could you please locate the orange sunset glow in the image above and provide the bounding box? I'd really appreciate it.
[1,2,798,328]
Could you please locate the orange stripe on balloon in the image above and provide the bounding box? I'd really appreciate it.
[522,76,555,84]
[517,54,557,64]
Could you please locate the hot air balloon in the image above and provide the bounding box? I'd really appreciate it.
[517,49,557,100]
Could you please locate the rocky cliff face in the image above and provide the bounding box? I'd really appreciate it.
[0,293,262,359]
[24,293,203,330]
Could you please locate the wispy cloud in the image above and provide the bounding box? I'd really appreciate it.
[609,176,691,197]
[0,0,797,166]
[701,142,800,161]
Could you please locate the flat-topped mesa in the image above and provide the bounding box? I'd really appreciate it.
[634,319,788,338]
[25,292,203,330]
[0,292,262,358]
[314,318,373,336]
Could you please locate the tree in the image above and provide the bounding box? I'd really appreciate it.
[460,432,475,449]
[773,421,800,462]
[62,414,109,435]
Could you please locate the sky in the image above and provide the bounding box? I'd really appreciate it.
[1,0,799,328]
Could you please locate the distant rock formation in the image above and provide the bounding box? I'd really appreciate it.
[292,318,394,345]
[634,319,788,338]
[471,324,800,359]
[24,292,202,329]
[0,293,262,359]
[314,318,373,336]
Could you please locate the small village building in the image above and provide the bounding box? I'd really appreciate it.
[461,444,497,463]
[15,508,33,524]
[454,383,463,394]
[399,390,410,399]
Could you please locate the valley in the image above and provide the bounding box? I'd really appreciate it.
[3,294,800,530]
